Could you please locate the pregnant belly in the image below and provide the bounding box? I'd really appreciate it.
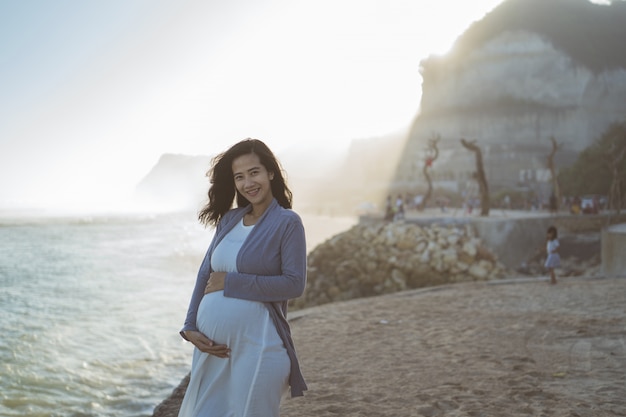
[196,291,270,344]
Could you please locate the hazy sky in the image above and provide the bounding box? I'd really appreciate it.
[0,0,508,210]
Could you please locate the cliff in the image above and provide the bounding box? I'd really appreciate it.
[132,146,353,214]
[134,154,211,211]
[396,0,626,194]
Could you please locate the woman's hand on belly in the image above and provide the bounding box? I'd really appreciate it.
[204,272,227,294]
[183,330,230,358]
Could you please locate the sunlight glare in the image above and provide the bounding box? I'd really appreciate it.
[0,0,508,211]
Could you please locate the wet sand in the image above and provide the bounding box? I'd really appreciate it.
[279,276,626,417]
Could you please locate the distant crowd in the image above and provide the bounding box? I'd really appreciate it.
[381,192,608,221]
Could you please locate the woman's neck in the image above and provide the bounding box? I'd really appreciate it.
[245,201,272,225]
[250,201,271,218]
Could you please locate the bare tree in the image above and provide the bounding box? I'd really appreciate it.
[546,136,563,211]
[460,138,490,216]
[419,134,440,210]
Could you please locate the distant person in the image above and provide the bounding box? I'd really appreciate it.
[413,194,424,210]
[394,194,405,221]
[545,225,561,285]
[178,139,307,417]
[437,198,447,212]
[384,195,394,221]
[503,194,511,210]
[571,196,581,215]
[549,192,558,214]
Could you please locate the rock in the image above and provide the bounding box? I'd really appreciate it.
[396,236,416,250]
[458,251,475,265]
[391,268,407,289]
[152,373,189,417]
[447,233,460,246]
[456,261,470,272]
[415,240,428,253]
[299,221,507,311]
[365,260,378,273]
[462,241,478,258]
[468,263,489,280]
[476,245,497,263]
[441,248,458,266]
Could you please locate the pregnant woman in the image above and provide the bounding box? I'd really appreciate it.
[178,139,307,417]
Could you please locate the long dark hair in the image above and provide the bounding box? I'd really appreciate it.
[547,225,558,239]
[198,138,293,226]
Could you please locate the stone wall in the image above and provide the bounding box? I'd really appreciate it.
[472,213,626,267]
[355,212,626,272]
[601,223,626,277]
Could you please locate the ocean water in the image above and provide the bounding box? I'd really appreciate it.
[0,212,210,417]
[0,211,355,417]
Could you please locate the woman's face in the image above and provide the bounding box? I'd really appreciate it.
[232,152,274,208]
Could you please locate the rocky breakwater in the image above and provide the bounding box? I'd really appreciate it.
[292,221,507,310]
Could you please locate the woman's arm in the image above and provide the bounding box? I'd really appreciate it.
[223,218,306,302]
[180,214,231,338]
[180,256,212,337]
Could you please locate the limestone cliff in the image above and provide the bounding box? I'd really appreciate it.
[132,148,348,214]
[398,0,626,193]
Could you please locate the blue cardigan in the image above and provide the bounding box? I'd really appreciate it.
[181,198,308,397]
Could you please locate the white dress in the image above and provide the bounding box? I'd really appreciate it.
[178,219,290,417]
[544,238,561,268]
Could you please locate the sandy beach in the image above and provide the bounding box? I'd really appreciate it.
[152,210,625,417]
[277,276,626,417]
